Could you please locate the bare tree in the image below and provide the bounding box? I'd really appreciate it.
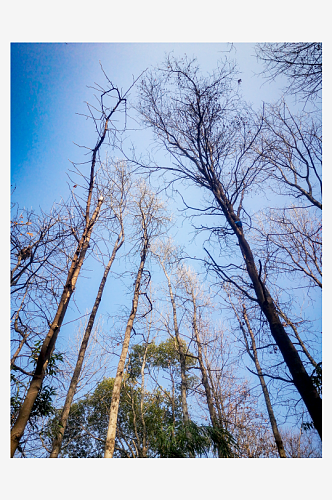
[281,426,321,458]
[198,322,277,457]
[256,206,322,289]
[136,55,322,438]
[104,182,169,458]
[10,204,73,370]
[154,241,191,426]
[49,163,129,458]
[11,80,129,457]
[255,43,322,102]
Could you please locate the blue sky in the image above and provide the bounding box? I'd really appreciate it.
[10,43,296,340]
[11,42,288,212]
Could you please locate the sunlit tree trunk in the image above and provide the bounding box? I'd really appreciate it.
[11,199,103,457]
[104,238,148,458]
[160,260,190,425]
[189,289,226,457]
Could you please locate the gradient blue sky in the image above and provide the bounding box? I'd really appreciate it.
[10,41,322,378]
[11,42,288,211]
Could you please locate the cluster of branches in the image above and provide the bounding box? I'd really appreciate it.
[255,42,322,103]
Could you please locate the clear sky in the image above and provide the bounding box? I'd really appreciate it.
[11,42,288,212]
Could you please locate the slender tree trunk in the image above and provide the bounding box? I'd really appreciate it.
[104,237,148,458]
[204,358,226,429]
[190,291,225,457]
[191,293,217,425]
[160,261,190,425]
[241,305,286,458]
[160,261,195,457]
[211,179,322,438]
[49,230,124,457]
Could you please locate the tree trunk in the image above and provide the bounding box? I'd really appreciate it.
[160,261,195,457]
[212,179,322,439]
[49,229,124,457]
[241,305,286,458]
[104,238,148,458]
[190,289,226,457]
[160,261,190,425]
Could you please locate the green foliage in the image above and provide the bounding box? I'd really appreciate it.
[127,338,197,381]
[11,344,64,427]
[30,340,64,376]
[11,371,57,426]
[45,339,237,458]
[155,420,237,458]
[45,376,183,458]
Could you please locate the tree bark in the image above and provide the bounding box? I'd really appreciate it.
[160,261,190,425]
[10,86,126,457]
[189,289,226,457]
[104,234,148,458]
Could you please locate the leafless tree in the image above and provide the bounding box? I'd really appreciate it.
[281,426,321,458]
[136,55,322,438]
[256,206,321,290]
[225,286,286,457]
[11,79,130,457]
[182,266,233,457]
[153,241,192,425]
[197,321,278,457]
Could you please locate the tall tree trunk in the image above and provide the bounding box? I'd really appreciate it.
[159,260,194,457]
[211,178,322,439]
[104,236,148,458]
[10,92,124,457]
[241,304,286,458]
[49,229,124,458]
[190,290,226,457]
